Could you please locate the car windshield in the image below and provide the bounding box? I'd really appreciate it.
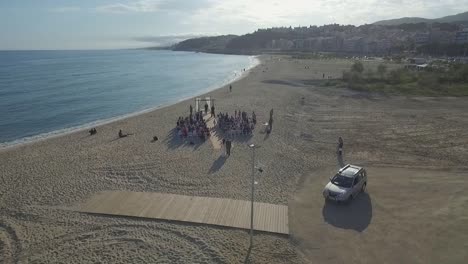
[331,174,353,188]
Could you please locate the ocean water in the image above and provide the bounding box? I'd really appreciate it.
[0,50,257,147]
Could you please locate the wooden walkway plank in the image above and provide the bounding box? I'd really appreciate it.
[78,191,288,235]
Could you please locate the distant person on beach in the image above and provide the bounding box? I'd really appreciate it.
[204,102,209,114]
[252,111,257,125]
[323,73,325,79]
[211,105,215,118]
[229,85,232,92]
[89,128,97,135]
[270,109,274,120]
[226,139,232,156]
[119,129,133,138]
[189,104,193,117]
[338,137,344,155]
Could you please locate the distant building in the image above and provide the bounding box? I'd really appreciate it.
[430,28,455,44]
[268,39,294,50]
[455,29,468,44]
[414,33,430,46]
[293,39,304,49]
[320,37,341,51]
[343,37,364,53]
[409,58,427,64]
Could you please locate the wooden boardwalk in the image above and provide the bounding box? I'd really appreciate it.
[78,191,289,235]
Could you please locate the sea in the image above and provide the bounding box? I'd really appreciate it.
[0,50,258,147]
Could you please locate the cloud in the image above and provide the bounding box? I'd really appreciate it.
[94,0,213,14]
[49,6,81,13]
[184,0,468,31]
[133,34,208,47]
[95,0,163,13]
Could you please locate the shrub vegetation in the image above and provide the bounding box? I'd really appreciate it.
[341,61,468,96]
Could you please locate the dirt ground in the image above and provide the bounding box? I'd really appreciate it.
[284,58,468,264]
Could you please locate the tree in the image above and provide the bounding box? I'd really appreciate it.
[377,64,387,79]
[365,69,374,80]
[351,61,364,74]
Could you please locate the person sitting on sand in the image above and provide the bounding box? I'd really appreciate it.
[118,129,127,138]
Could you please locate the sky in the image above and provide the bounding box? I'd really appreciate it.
[1,0,468,50]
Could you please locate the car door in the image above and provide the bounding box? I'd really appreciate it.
[352,173,362,196]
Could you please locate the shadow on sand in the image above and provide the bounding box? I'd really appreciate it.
[262,79,305,87]
[208,155,228,173]
[163,128,206,150]
[322,192,372,232]
[218,131,253,144]
[337,151,345,168]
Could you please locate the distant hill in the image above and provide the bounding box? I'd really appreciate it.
[374,11,468,25]
[172,35,238,53]
[437,11,468,23]
[168,11,468,56]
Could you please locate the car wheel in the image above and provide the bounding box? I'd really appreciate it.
[361,182,367,193]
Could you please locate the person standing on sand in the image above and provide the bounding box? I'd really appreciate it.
[229,85,232,92]
[226,139,232,156]
[204,102,209,115]
[222,138,225,153]
[211,104,215,118]
[338,137,344,155]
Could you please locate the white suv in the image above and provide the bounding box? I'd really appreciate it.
[323,164,367,203]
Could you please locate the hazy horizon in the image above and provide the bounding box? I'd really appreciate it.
[1,0,468,50]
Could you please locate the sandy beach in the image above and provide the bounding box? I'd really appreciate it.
[1,56,468,263]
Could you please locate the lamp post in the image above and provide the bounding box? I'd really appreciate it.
[247,144,261,252]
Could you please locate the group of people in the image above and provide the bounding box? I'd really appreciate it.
[89,127,139,139]
[88,128,97,135]
[216,110,256,135]
[176,110,211,141]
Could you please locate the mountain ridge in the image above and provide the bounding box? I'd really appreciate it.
[373,11,468,25]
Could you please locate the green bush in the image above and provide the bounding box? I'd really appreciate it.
[351,61,364,73]
[339,60,468,96]
[377,64,387,78]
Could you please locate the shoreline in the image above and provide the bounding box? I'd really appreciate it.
[0,54,261,151]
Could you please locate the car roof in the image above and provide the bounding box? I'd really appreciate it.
[338,164,362,178]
